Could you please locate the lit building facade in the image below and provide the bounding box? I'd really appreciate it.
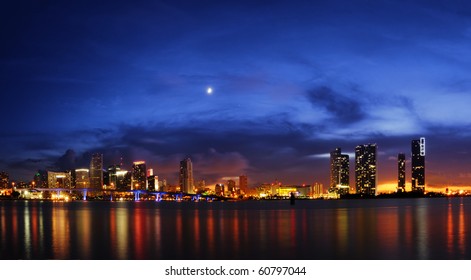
[75,169,89,189]
[148,175,159,191]
[239,175,248,194]
[116,170,130,191]
[227,179,237,196]
[330,148,350,195]
[397,153,406,192]
[179,158,194,194]
[411,137,425,193]
[131,161,147,190]
[47,171,72,189]
[312,182,323,198]
[0,172,9,189]
[355,144,377,196]
[215,183,225,196]
[90,153,103,189]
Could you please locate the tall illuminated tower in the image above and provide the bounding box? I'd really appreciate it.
[411,137,425,193]
[131,161,147,190]
[239,175,248,194]
[90,153,103,189]
[397,153,406,192]
[179,158,194,194]
[355,144,377,196]
[329,148,350,195]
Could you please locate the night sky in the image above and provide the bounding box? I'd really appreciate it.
[2,0,471,191]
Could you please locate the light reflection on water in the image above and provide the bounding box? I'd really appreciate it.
[0,198,470,260]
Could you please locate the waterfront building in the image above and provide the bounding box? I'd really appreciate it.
[33,170,48,188]
[148,175,159,191]
[47,171,72,189]
[116,170,130,191]
[411,137,425,193]
[106,165,121,190]
[131,161,147,190]
[355,144,377,196]
[215,183,225,196]
[312,182,323,198]
[0,172,9,189]
[75,169,89,189]
[397,153,406,192]
[330,148,350,195]
[179,158,194,194]
[239,175,248,194]
[227,179,236,196]
[89,153,103,189]
[158,179,167,192]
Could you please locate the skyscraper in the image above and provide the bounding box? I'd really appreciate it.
[75,169,90,189]
[397,153,406,193]
[355,144,377,196]
[239,175,248,194]
[179,158,194,194]
[329,148,350,195]
[131,161,147,190]
[0,172,9,189]
[411,137,425,193]
[90,153,103,189]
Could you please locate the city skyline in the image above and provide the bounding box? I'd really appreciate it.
[2,1,471,192]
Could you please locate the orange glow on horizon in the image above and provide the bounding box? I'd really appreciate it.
[377,181,471,194]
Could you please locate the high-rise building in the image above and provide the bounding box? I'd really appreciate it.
[33,170,47,188]
[90,153,103,189]
[179,158,194,194]
[355,144,377,196]
[148,175,159,191]
[107,165,121,190]
[227,179,236,196]
[411,137,425,193]
[312,182,323,198]
[397,153,406,192]
[239,175,248,194]
[0,172,9,189]
[75,169,90,189]
[215,183,225,196]
[158,179,167,192]
[116,170,130,191]
[47,171,72,189]
[131,161,147,190]
[330,148,350,195]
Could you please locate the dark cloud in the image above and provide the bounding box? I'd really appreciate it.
[54,149,77,171]
[306,86,366,124]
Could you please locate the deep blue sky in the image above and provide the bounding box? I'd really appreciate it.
[2,0,471,191]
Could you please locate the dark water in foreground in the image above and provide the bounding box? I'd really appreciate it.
[0,198,470,260]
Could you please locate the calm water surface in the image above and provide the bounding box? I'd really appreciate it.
[0,198,470,259]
